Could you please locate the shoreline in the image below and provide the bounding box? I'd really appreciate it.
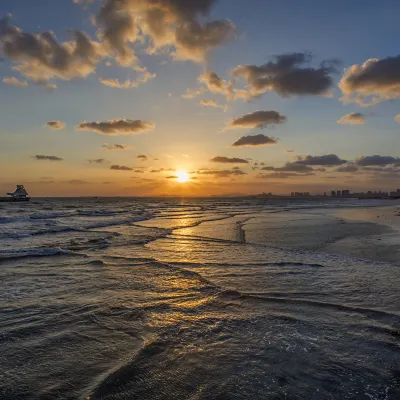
[322,205,400,265]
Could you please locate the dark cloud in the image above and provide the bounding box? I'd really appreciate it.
[151,168,176,173]
[294,154,347,166]
[166,175,179,179]
[337,112,365,125]
[335,163,359,173]
[340,56,400,105]
[110,165,133,171]
[88,158,107,164]
[232,52,337,99]
[45,120,66,130]
[77,119,155,135]
[196,168,247,178]
[33,155,63,161]
[210,156,249,164]
[356,155,400,166]
[102,143,128,150]
[257,172,314,179]
[68,180,91,184]
[232,134,278,147]
[228,110,286,129]
[137,155,148,161]
[262,163,314,172]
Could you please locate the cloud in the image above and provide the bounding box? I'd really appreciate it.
[166,175,178,179]
[200,99,228,111]
[335,163,359,173]
[232,52,337,99]
[102,143,128,150]
[256,172,314,179]
[232,134,278,147]
[45,120,66,130]
[210,156,249,164]
[198,71,233,100]
[337,112,366,125]
[356,155,400,166]
[99,67,156,88]
[77,119,155,135]
[110,165,133,171]
[285,149,295,153]
[196,168,247,178]
[78,0,236,65]
[2,76,28,87]
[88,158,107,164]
[1,0,236,87]
[151,168,176,173]
[227,110,286,129]
[394,114,400,123]
[182,87,206,99]
[33,155,63,161]
[339,56,400,105]
[68,180,91,184]
[137,154,148,161]
[262,163,314,172]
[294,154,347,166]
[0,17,104,84]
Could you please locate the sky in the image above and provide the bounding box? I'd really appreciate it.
[1,0,400,197]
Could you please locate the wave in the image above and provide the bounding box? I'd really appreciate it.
[240,294,400,321]
[0,216,28,224]
[0,247,85,261]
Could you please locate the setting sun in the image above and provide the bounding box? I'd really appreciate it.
[176,170,190,183]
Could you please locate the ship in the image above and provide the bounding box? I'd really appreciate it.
[0,185,30,202]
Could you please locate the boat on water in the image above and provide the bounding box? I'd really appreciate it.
[0,185,30,202]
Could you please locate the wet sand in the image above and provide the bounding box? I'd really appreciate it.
[324,204,400,265]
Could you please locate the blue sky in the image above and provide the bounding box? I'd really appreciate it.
[1,0,400,196]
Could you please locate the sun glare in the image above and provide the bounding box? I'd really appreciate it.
[176,170,190,183]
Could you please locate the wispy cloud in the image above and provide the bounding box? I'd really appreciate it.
[337,112,366,125]
[3,76,28,87]
[33,155,63,161]
[210,156,249,164]
[110,165,133,171]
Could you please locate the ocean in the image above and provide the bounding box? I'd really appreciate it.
[1,197,400,399]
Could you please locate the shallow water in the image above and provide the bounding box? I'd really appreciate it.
[1,198,400,399]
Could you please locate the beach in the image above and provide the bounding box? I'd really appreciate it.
[1,198,400,399]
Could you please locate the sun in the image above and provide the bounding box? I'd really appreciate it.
[176,170,190,183]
